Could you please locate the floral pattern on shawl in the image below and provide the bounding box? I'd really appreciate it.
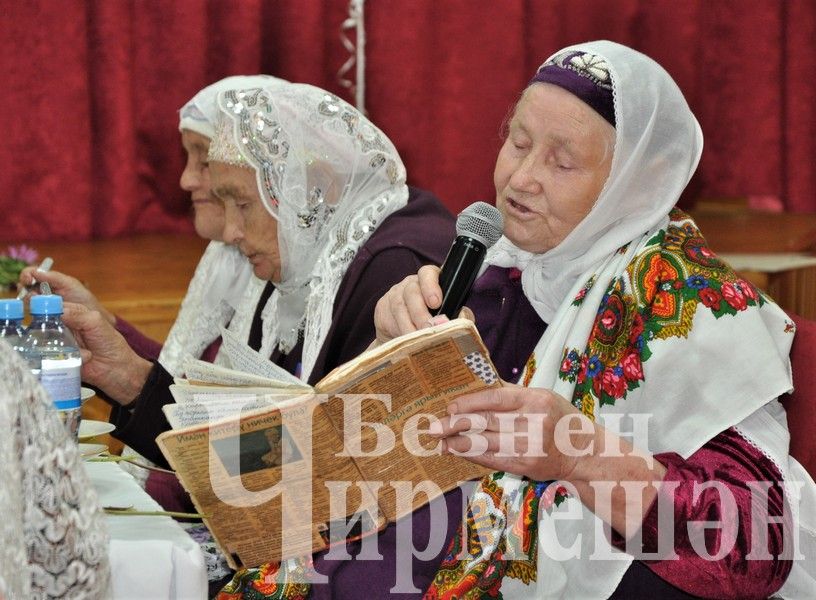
[570,274,596,307]
[560,209,765,410]
[425,475,547,600]
[216,558,311,600]
[424,209,774,599]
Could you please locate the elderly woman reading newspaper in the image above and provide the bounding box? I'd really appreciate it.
[61,81,456,597]
[375,41,815,598]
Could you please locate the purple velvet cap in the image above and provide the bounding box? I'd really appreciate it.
[528,50,615,127]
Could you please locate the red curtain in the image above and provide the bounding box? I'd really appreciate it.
[1,0,814,242]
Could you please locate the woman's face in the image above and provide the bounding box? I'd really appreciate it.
[180,129,225,241]
[209,161,282,282]
[494,83,615,254]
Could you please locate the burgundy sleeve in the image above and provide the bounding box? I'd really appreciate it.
[114,315,163,361]
[199,337,222,364]
[616,427,791,598]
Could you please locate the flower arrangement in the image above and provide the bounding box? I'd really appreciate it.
[0,245,38,292]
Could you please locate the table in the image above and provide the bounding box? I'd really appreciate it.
[85,461,207,599]
[689,210,816,319]
[689,211,816,254]
[29,234,208,342]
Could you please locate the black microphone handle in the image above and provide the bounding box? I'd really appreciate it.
[432,236,487,319]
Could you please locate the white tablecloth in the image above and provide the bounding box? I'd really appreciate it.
[85,461,208,600]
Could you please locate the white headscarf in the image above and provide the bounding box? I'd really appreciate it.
[158,75,287,376]
[453,41,813,598]
[210,83,409,381]
[488,41,703,324]
[0,341,111,598]
[179,75,286,139]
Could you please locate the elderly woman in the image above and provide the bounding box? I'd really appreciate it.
[61,81,454,598]
[62,81,453,466]
[19,75,282,375]
[376,41,814,598]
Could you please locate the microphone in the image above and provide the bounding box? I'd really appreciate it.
[433,202,504,319]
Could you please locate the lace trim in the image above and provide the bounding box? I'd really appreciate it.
[160,242,251,376]
[300,191,401,380]
[732,423,787,479]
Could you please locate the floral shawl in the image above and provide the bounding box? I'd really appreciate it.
[427,39,814,599]
[425,209,796,598]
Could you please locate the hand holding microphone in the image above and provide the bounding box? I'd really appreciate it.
[433,201,504,319]
[374,202,503,343]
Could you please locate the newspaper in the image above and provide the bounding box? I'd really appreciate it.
[156,318,497,568]
[217,325,305,385]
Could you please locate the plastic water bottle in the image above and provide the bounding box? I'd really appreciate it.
[0,298,42,379]
[25,295,82,438]
[0,298,27,345]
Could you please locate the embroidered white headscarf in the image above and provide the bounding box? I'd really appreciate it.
[210,83,409,381]
[465,40,812,598]
[158,75,287,376]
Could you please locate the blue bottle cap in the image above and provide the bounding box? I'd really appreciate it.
[29,294,64,316]
[0,299,24,320]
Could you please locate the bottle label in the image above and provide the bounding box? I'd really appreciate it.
[41,357,82,409]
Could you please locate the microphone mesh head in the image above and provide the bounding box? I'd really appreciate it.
[456,202,504,248]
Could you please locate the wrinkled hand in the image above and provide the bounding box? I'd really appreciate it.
[62,302,153,406]
[432,386,667,539]
[19,267,115,324]
[373,265,474,345]
[430,385,593,483]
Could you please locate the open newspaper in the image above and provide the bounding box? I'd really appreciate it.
[156,318,499,569]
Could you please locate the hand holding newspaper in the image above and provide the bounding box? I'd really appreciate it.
[157,318,500,569]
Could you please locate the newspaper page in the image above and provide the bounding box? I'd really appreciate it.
[182,356,311,391]
[219,325,305,385]
[163,386,310,429]
[317,319,496,522]
[158,319,497,567]
[157,394,384,569]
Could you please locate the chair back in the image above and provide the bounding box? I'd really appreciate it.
[781,314,816,478]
